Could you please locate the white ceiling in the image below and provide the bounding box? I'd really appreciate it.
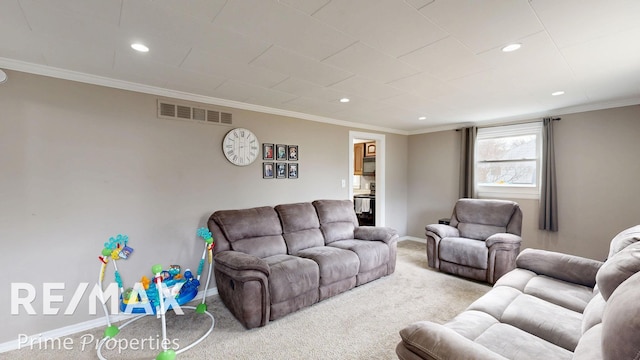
[1,0,639,134]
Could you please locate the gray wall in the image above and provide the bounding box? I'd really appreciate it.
[407,105,640,261]
[0,70,407,343]
[2,68,638,345]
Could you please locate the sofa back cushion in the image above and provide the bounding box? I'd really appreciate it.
[596,241,640,301]
[312,200,358,244]
[601,271,640,360]
[450,199,521,240]
[607,224,640,259]
[275,202,324,255]
[581,292,606,334]
[211,206,287,258]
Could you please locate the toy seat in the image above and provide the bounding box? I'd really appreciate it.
[96,230,215,360]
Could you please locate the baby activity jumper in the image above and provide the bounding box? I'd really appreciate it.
[96,228,215,360]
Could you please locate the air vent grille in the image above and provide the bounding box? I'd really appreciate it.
[207,110,220,123]
[159,102,176,117]
[176,105,191,119]
[221,112,233,124]
[157,99,233,125]
[192,108,206,121]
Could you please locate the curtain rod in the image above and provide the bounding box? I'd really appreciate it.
[455,117,561,131]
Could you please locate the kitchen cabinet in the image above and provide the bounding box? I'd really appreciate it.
[365,142,376,157]
[354,143,364,175]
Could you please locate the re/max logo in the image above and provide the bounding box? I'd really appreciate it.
[10,282,184,315]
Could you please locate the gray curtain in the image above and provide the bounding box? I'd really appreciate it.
[539,118,558,231]
[459,126,477,198]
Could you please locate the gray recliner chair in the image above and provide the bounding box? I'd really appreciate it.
[426,198,522,284]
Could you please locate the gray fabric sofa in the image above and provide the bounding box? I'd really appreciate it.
[426,199,523,284]
[207,199,399,329]
[397,225,640,360]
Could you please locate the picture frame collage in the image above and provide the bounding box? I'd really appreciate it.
[262,143,298,179]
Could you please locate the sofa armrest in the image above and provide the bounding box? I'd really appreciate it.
[399,321,508,360]
[516,248,603,288]
[485,233,522,247]
[354,226,399,244]
[425,224,460,239]
[214,250,270,276]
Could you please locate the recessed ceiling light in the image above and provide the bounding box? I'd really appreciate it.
[0,69,7,84]
[131,43,149,52]
[551,91,565,96]
[418,116,427,120]
[339,98,350,103]
[501,43,522,52]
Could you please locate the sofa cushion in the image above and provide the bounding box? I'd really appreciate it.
[501,294,582,351]
[439,237,488,269]
[522,275,594,313]
[296,246,359,285]
[607,224,640,259]
[581,293,606,334]
[572,324,603,360]
[445,310,500,340]
[328,239,389,272]
[467,286,522,320]
[475,323,573,360]
[494,269,594,314]
[275,202,324,254]
[264,254,319,304]
[494,268,537,290]
[601,271,640,360]
[458,223,507,241]
[398,321,510,360]
[452,199,518,240]
[313,200,358,244]
[596,241,640,300]
[212,206,287,258]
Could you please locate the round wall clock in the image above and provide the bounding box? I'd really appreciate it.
[222,128,259,166]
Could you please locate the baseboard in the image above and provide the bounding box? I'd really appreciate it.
[0,287,219,354]
[399,235,425,244]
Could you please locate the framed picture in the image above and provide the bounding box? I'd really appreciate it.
[263,162,274,179]
[275,162,287,179]
[288,145,298,161]
[276,144,287,161]
[262,143,274,160]
[288,163,298,179]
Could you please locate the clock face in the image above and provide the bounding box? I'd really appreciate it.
[222,128,259,166]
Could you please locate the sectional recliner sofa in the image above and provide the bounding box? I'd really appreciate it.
[207,199,399,329]
[396,225,640,360]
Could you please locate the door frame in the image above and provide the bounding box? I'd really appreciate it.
[349,131,385,226]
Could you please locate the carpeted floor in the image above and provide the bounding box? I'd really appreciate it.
[3,240,490,360]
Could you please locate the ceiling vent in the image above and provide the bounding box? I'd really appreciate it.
[157,99,232,125]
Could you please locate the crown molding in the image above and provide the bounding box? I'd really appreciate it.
[0,58,409,135]
[2,58,638,137]
[409,97,640,135]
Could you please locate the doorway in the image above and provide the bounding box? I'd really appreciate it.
[349,131,385,226]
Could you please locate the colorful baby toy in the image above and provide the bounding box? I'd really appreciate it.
[96,228,216,360]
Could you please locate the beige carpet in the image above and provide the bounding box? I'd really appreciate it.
[4,240,490,360]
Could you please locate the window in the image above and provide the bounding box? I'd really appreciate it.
[475,122,542,199]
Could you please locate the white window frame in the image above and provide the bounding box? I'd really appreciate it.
[474,122,542,199]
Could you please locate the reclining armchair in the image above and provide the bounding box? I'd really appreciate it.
[426,199,522,284]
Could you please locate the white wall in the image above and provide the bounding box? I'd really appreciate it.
[0,70,408,343]
[407,105,640,261]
